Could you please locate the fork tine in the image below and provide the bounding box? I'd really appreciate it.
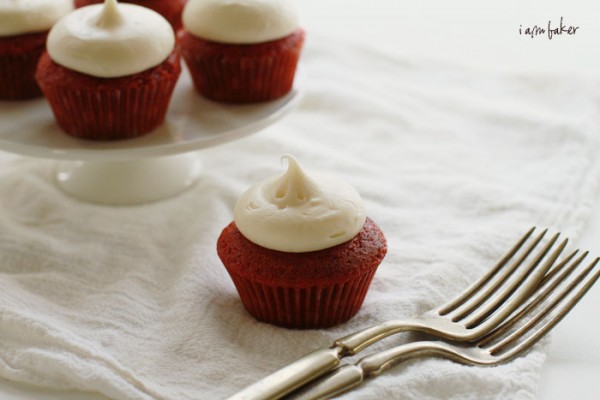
[447,230,561,324]
[461,236,569,329]
[438,226,538,315]
[476,249,585,347]
[539,249,581,286]
[487,257,600,357]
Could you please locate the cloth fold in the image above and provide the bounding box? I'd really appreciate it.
[1,35,600,399]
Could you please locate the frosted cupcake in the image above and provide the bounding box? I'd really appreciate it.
[74,0,187,31]
[179,0,305,103]
[0,0,73,100]
[35,0,181,140]
[217,155,387,329]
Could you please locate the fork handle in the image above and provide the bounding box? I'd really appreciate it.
[334,317,429,354]
[224,347,344,400]
[225,319,425,400]
[286,342,458,400]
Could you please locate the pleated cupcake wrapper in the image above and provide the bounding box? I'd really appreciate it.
[41,77,178,141]
[181,31,304,103]
[0,49,44,100]
[227,268,378,329]
[184,51,301,103]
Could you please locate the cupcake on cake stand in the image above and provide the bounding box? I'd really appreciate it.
[0,0,304,205]
[0,69,303,204]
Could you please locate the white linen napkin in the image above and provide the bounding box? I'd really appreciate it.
[1,35,600,400]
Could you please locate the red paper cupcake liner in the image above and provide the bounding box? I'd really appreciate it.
[227,267,378,329]
[74,0,187,31]
[36,52,181,141]
[0,31,48,100]
[178,29,305,103]
[217,218,387,329]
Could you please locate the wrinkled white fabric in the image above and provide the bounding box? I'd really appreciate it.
[1,34,600,400]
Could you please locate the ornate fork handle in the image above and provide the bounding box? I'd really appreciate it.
[286,341,482,400]
[225,317,430,400]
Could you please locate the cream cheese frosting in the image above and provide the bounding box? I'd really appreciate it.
[182,0,299,44]
[0,0,73,37]
[234,155,367,253]
[46,0,175,78]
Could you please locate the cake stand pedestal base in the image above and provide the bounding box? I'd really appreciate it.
[55,153,202,205]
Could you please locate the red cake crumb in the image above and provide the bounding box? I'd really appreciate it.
[217,217,387,329]
[35,51,181,141]
[178,28,305,103]
[0,31,48,100]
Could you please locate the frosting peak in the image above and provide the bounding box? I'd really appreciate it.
[273,156,315,208]
[234,155,367,253]
[183,0,299,44]
[0,0,73,37]
[96,0,124,28]
[47,0,175,78]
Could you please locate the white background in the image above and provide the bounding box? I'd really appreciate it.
[301,0,600,74]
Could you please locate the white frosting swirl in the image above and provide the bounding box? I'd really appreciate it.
[234,155,367,253]
[183,0,299,44]
[47,0,175,78]
[0,0,73,37]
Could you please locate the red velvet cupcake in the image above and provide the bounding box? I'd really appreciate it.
[179,0,304,103]
[35,0,180,140]
[0,1,73,100]
[74,0,187,31]
[36,52,181,140]
[217,155,387,329]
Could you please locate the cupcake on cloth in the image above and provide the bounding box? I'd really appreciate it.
[73,0,188,31]
[35,0,181,141]
[179,0,305,103]
[0,0,72,100]
[217,155,387,329]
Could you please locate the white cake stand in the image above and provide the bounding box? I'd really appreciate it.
[0,69,303,205]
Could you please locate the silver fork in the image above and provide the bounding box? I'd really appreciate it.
[225,227,571,400]
[287,250,600,400]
